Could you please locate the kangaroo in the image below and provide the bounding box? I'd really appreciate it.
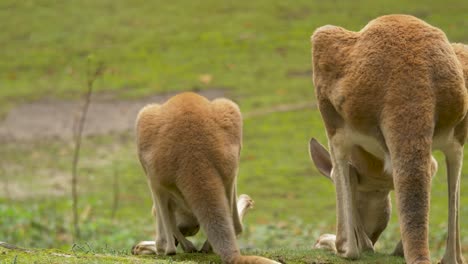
[133,92,279,264]
[310,15,467,264]
[132,193,255,255]
[309,138,437,256]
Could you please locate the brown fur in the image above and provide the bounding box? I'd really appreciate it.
[309,139,437,255]
[453,43,468,86]
[134,92,279,264]
[311,15,467,264]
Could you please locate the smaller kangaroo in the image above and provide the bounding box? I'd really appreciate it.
[132,194,255,255]
[133,92,279,264]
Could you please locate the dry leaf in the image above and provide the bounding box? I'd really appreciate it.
[199,74,212,84]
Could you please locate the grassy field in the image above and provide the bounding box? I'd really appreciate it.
[0,248,407,264]
[1,0,468,263]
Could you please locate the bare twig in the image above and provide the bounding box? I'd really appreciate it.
[71,58,103,240]
[0,241,34,253]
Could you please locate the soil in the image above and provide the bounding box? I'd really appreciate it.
[0,90,226,142]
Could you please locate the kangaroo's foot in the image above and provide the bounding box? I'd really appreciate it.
[314,233,337,252]
[237,194,254,220]
[131,241,157,255]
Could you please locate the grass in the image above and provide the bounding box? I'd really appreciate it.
[1,0,467,115]
[0,246,406,264]
[1,0,468,263]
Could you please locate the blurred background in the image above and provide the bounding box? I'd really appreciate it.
[1,0,467,260]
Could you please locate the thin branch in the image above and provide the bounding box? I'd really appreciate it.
[71,59,103,240]
[0,241,34,252]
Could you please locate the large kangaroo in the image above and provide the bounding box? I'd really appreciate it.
[133,92,279,264]
[310,15,468,264]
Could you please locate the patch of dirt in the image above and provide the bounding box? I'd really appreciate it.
[0,90,226,141]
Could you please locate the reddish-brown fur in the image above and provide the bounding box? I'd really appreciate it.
[134,92,279,264]
[311,15,467,264]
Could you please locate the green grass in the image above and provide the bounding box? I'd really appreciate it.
[2,110,468,263]
[0,247,406,264]
[1,0,468,263]
[1,0,467,115]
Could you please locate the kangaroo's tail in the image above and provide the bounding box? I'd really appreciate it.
[179,169,279,264]
[232,255,281,264]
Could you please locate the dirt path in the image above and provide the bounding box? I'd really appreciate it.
[0,90,316,142]
[0,90,226,141]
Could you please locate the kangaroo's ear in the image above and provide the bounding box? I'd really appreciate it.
[309,138,333,182]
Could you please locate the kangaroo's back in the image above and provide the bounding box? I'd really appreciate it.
[313,15,466,137]
[136,92,242,186]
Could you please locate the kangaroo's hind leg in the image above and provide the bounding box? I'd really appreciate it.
[166,200,197,253]
[441,140,465,264]
[131,192,173,255]
[147,186,178,255]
